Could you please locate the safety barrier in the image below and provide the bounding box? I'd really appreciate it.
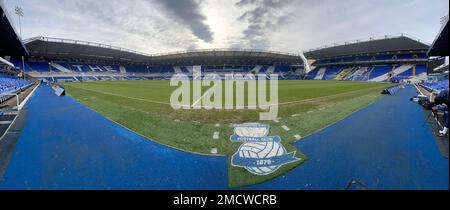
[384,85,402,95]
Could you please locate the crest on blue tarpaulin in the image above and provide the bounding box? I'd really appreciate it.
[230,123,300,176]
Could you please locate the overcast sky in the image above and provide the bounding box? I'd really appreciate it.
[3,0,449,54]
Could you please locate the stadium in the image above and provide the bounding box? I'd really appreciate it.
[0,0,449,191]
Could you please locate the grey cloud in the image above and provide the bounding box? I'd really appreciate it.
[3,0,448,53]
[233,0,294,49]
[70,0,199,51]
[152,0,213,43]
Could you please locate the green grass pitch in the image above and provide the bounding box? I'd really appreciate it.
[63,80,390,187]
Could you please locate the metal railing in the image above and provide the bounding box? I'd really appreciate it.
[0,93,19,106]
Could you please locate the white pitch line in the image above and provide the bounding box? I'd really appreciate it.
[192,87,215,108]
[213,132,220,140]
[282,125,291,131]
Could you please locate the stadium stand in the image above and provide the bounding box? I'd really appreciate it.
[14,59,303,81]
[344,67,372,81]
[306,64,427,82]
[305,34,429,59]
[0,75,32,97]
[421,79,449,92]
[8,34,431,84]
[3,34,434,84]
[303,34,429,83]
[421,15,449,93]
[27,62,51,72]
[17,61,300,75]
[369,65,393,80]
[14,36,305,82]
[1,1,32,104]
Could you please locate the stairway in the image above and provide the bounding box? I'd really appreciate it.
[119,66,127,74]
[186,66,194,74]
[314,67,327,80]
[386,65,396,82]
[345,67,370,81]
[389,65,413,82]
[173,66,183,74]
[50,63,72,73]
[367,67,375,79]
[252,65,263,73]
[371,65,413,82]
[266,66,276,74]
[335,67,354,80]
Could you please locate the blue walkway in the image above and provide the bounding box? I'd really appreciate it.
[0,85,448,189]
[246,85,448,190]
[0,85,228,190]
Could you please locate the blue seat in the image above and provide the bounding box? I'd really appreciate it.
[422,79,449,92]
[0,75,33,95]
[370,66,392,79]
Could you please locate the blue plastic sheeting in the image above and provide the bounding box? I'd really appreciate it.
[0,86,228,190]
[387,85,401,95]
[0,85,448,190]
[245,85,448,190]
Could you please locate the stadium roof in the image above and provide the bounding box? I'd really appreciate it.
[150,49,302,66]
[24,36,150,63]
[0,0,28,57]
[304,34,429,60]
[24,36,303,66]
[428,15,449,56]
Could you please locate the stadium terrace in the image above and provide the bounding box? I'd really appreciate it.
[1,34,428,84]
[0,0,448,192]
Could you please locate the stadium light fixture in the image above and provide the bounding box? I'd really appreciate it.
[14,6,26,79]
[14,6,23,39]
[440,15,448,25]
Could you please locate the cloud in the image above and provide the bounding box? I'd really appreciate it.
[232,0,294,49]
[4,0,203,53]
[2,0,449,54]
[152,0,214,43]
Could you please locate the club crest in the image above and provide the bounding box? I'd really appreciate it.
[231,123,300,176]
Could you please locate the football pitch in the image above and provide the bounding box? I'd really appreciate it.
[63,80,391,187]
